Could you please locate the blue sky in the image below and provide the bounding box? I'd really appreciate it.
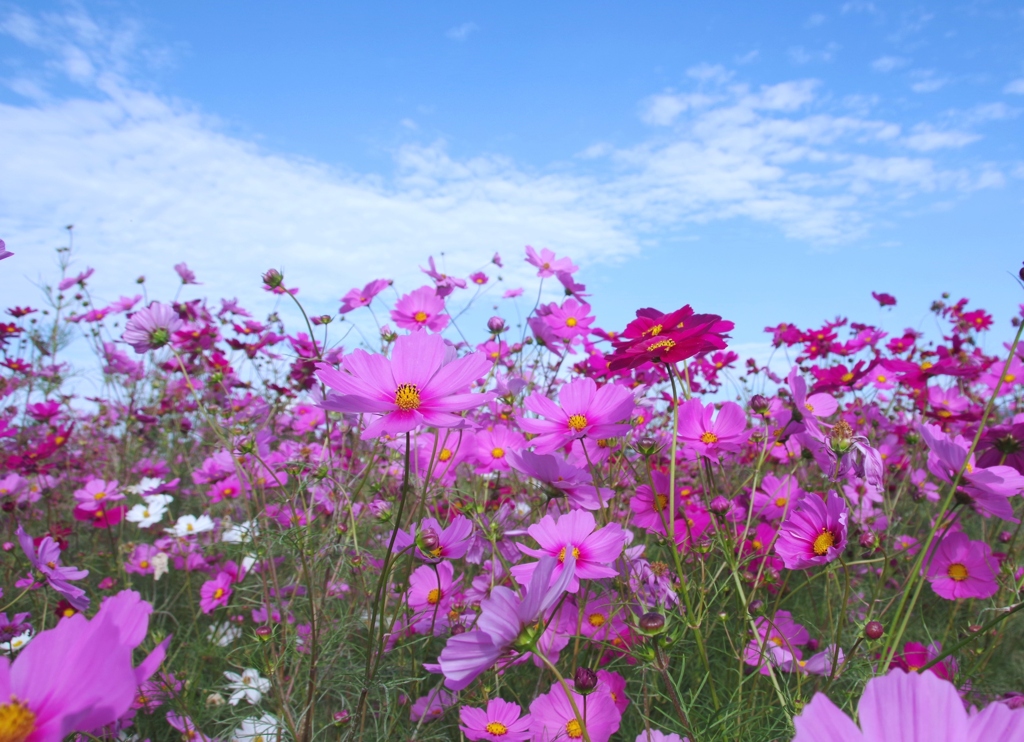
[1,1,1023,362]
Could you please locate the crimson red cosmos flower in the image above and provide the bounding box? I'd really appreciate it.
[605,305,733,372]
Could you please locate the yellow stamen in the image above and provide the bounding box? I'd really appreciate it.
[567,414,588,432]
[491,447,505,459]
[654,494,668,511]
[395,383,421,411]
[566,317,578,327]
[566,719,583,738]
[413,311,428,323]
[774,496,788,507]
[427,588,441,605]
[699,431,718,445]
[485,721,509,735]
[438,448,453,462]
[557,546,581,563]
[213,588,225,600]
[812,529,835,556]
[0,697,36,742]
[947,563,968,581]
[588,613,606,627]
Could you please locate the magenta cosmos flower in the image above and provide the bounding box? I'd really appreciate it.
[792,667,1024,741]
[339,278,390,314]
[437,555,575,690]
[774,493,848,570]
[506,449,611,510]
[199,572,233,613]
[17,526,90,611]
[0,590,168,742]
[391,285,449,332]
[0,239,12,261]
[529,679,622,742]
[72,478,124,513]
[926,531,999,600]
[511,509,624,593]
[460,698,531,742]
[122,302,183,353]
[518,377,634,454]
[677,399,749,458]
[315,331,494,440]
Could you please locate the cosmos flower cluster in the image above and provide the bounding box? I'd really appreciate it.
[1,244,1023,741]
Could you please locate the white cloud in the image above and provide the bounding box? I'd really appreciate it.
[909,70,948,93]
[805,13,826,28]
[445,22,478,41]
[640,92,716,126]
[735,50,759,65]
[788,43,839,65]
[871,56,907,73]
[1005,79,1024,95]
[902,125,980,152]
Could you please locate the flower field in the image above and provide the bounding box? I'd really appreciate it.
[2,240,1024,741]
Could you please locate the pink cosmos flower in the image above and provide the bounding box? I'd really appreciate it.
[315,331,495,440]
[506,449,611,510]
[518,377,634,454]
[391,286,449,332]
[400,515,474,561]
[0,590,168,742]
[511,509,625,592]
[18,526,90,610]
[630,471,682,535]
[58,267,94,291]
[774,493,848,570]
[72,479,124,513]
[469,271,488,285]
[677,399,749,458]
[525,246,577,278]
[459,698,531,741]
[122,302,183,354]
[0,239,12,261]
[421,256,467,297]
[125,543,161,576]
[792,667,1024,741]
[788,367,838,419]
[474,425,526,473]
[744,610,810,674]
[636,731,688,742]
[173,262,200,285]
[199,572,233,613]
[544,299,594,342]
[529,680,621,742]
[408,561,456,615]
[437,555,576,690]
[751,473,806,520]
[926,532,999,600]
[890,641,958,680]
[339,278,390,314]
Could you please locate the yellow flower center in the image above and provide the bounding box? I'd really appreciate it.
[395,383,421,411]
[566,317,578,327]
[947,563,968,581]
[413,311,428,323]
[841,372,854,382]
[438,448,453,462]
[567,414,588,432]
[214,588,225,600]
[1005,373,1016,383]
[427,588,441,605]
[558,545,581,562]
[0,698,36,742]
[485,721,509,735]
[804,403,814,412]
[774,496,788,507]
[491,447,505,459]
[588,613,606,627]
[877,374,887,383]
[642,323,663,337]
[566,719,583,738]
[140,560,150,569]
[646,338,676,352]
[812,529,835,556]
[752,539,763,550]
[654,494,668,511]
[699,431,718,445]
[94,491,106,500]
[921,361,933,370]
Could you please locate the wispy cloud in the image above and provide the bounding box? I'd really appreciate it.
[909,70,949,93]
[445,22,478,41]
[788,43,839,65]
[0,6,1011,313]
[1005,79,1024,95]
[871,56,907,73]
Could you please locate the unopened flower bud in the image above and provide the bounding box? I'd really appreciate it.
[634,436,662,457]
[450,624,466,636]
[136,275,146,284]
[312,314,333,325]
[709,496,730,515]
[487,316,506,334]
[333,710,351,727]
[206,692,226,707]
[638,611,666,635]
[750,394,770,415]
[1019,262,1024,282]
[418,528,441,556]
[574,666,599,694]
[255,625,273,642]
[859,531,877,549]
[262,269,284,289]
[864,621,884,640]
[1000,530,1013,543]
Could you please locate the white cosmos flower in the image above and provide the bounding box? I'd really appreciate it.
[0,630,32,654]
[207,622,242,647]
[225,668,271,706]
[222,519,258,543]
[232,714,279,742]
[168,513,215,537]
[151,552,170,581]
[126,494,173,528]
[124,477,164,495]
